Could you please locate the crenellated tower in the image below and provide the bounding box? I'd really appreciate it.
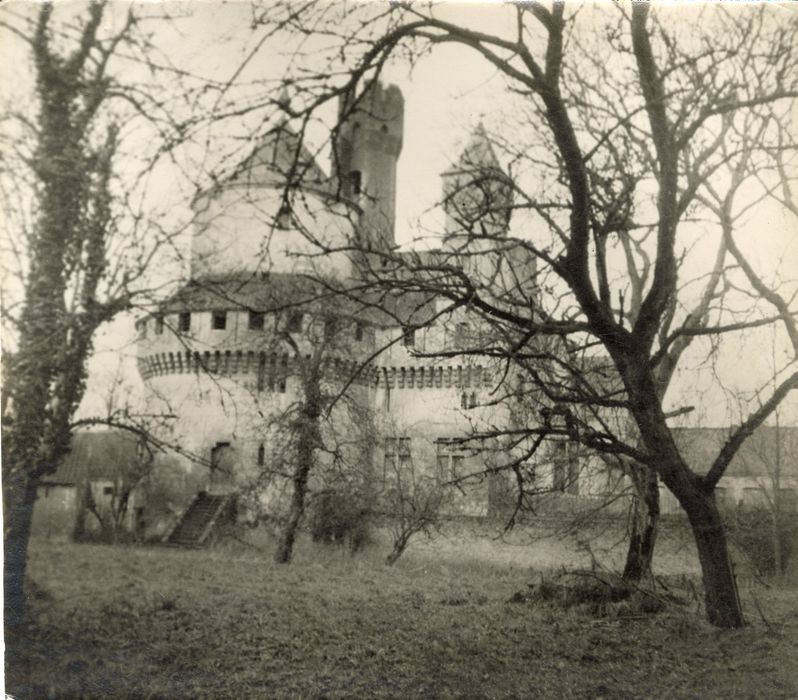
[336,82,404,251]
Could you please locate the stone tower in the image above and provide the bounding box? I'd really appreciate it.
[336,82,404,251]
[441,123,513,239]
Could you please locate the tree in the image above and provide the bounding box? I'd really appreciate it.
[249,1,798,627]
[381,437,449,566]
[0,2,199,627]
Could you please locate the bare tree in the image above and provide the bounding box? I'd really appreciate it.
[0,2,202,627]
[381,439,449,566]
[245,1,798,628]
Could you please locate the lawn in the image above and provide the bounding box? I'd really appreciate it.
[6,529,798,699]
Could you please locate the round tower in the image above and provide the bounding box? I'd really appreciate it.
[336,81,404,251]
[135,119,377,529]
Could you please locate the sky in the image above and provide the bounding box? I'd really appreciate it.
[1,0,796,427]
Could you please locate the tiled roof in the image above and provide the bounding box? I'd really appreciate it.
[41,431,143,486]
[673,425,798,479]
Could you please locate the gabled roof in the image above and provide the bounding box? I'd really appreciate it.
[41,431,144,486]
[672,425,798,479]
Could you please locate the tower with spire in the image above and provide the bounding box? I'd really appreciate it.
[441,123,513,240]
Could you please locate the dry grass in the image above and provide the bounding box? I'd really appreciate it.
[6,530,798,699]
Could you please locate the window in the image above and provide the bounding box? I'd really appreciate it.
[384,437,411,477]
[139,320,147,338]
[355,322,364,342]
[155,315,164,335]
[469,392,477,408]
[402,327,415,349]
[551,441,579,494]
[350,170,362,196]
[276,201,293,229]
[286,312,303,334]
[455,322,469,348]
[257,443,265,467]
[324,317,337,340]
[249,311,265,331]
[103,485,115,496]
[460,392,468,409]
[436,438,467,481]
[277,356,287,393]
[179,312,191,333]
[212,311,227,330]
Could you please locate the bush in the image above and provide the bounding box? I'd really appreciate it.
[726,507,798,576]
[309,490,370,553]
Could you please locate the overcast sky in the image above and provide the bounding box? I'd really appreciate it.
[2,1,796,427]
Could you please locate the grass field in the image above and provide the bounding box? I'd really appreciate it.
[6,527,798,699]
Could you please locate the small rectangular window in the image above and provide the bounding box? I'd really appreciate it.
[287,312,303,334]
[212,311,227,330]
[249,311,265,331]
[324,318,337,340]
[179,312,191,333]
[350,170,362,196]
[276,202,293,229]
[155,315,164,335]
[402,327,415,349]
[103,485,115,496]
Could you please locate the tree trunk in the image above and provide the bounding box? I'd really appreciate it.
[385,533,410,566]
[3,469,39,631]
[622,467,659,583]
[274,428,315,564]
[683,490,744,628]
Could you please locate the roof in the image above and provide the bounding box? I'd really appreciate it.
[193,122,330,206]
[441,123,506,178]
[41,430,144,486]
[155,274,436,328]
[672,425,798,479]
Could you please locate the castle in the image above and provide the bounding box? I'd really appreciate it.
[131,81,798,543]
[134,82,550,529]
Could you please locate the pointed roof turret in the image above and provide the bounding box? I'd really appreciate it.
[442,122,504,177]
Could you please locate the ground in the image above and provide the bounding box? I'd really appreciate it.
[6,524,798,699]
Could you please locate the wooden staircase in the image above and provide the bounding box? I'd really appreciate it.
[165,492,233,546]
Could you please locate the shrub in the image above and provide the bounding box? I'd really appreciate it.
[726,507,798,576]
[309,490,370,553]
